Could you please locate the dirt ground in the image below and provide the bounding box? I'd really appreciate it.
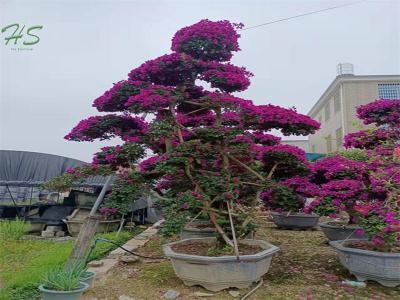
[84,219,400,300]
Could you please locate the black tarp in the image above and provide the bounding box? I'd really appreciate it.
[0,150,113,187]
[0,150,113,204]
[0,150,86,185]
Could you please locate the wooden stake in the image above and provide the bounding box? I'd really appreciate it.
[67,176,113,267]
[227,201,240,261]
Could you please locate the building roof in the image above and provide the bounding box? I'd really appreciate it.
[307,74,400,117]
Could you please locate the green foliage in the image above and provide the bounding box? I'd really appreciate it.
[0,230,141,299]
[103,172,148,215]
[337,149,369,162]
[157,191,202,236]
[207,244,234,256]
[264,183,304,212]
[42,265,83,291]
[0,218,28,240]
[42,164,113,192]
[193,127,242,142]
[88,230,142,261]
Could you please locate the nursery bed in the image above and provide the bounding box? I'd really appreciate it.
[83,219,400,299]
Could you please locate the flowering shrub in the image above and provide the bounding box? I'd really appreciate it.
[344,127,400,150]
[306,99,400,251]
[200,62,253,92]
[92,80,147,112]
[171,19,243,62]
[63,20,320,249]
[64,114,148,142]
[92,143,145,170]
[99,207,118,219]
[356,99,400,126]
[42,164,113,192]
[128,53,202,86]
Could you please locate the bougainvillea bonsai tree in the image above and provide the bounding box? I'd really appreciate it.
[344,99,400,251]
[62,20,320,252]
[304,99,400,252]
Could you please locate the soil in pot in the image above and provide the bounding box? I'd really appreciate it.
[171,240,262,256]
[345,240,400,253]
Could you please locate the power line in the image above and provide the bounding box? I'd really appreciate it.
[240,0,367,31]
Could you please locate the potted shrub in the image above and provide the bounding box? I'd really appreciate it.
[328,99,400,287]
[261,174,320,230]
[62,19,320,291]
[304,155,369,240]
[39,266,89,300]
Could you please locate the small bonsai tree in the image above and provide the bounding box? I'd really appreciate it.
[63,20,319,250]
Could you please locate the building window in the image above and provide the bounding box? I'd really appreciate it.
[311,145,316,152]
[378,83,400,99]
[334,92,341,113]
[324,103,330,122]
[336,127,343,148]
[326,134,332,153]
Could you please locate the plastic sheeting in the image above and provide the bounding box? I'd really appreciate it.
[0,150,113,187]
[0,150,85,185]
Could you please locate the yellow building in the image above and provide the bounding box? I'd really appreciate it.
[308,64,400,154]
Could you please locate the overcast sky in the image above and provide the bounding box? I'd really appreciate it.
[1,0,399,162]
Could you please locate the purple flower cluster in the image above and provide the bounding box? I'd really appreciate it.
[310,155,367,183]
[99,207,118,217]
[125,85,175,113]
[245,104,321,136]
[356,99,400,126]
[281,176,319,198]
[200,62,253,92]
[257,144,308,164]
[171,19,241,61]
[64,114,149,142]
[344,128,399,150]
[92,80,146,112]
[128,53,201,86]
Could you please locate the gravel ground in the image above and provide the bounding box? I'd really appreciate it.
[84,219,400,300]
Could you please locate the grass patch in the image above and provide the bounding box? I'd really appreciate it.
[88,228,143,261]
[139,263,176,285]
[0,227,143,300]
[0,219,28,240]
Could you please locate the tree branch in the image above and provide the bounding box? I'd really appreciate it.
[226,153,265,181]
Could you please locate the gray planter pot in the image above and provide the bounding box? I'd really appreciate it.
[80,271,96,288]
[271,211,319,229]
[181,221,217,239]
[163,237,280,291]
[330,239,400,287]
[64,220,120,237]
[320,222,367,241]
[38,282,89,300]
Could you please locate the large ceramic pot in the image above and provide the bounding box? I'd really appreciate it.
[181,220,217,239]
[38,282,89,300]
[163,237,279,292]
[64,219,120,237]
[330,239,400,287]
[320,222,367,241]
[271,211,319,229]
[80,271,96,288]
